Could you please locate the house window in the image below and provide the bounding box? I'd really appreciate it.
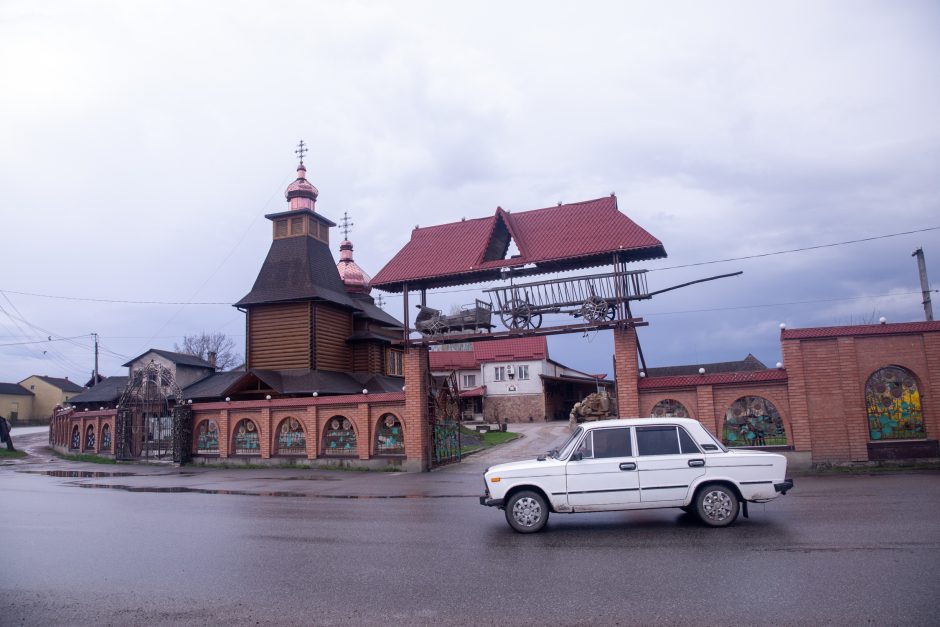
[494,366,506,381]
[387,349,403,376]
[517,365,529,380]
[462,374,476,388]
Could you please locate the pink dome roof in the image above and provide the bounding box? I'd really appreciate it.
[285,164,319,201]
[337,240,372,294]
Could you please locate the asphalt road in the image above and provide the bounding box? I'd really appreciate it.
[2,426,939,626]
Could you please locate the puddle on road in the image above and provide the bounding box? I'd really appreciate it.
[69,482,470,499]
[19,470,138,478]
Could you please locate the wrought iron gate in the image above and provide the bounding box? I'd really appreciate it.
[115,361,191,463]
[428,370,461,467]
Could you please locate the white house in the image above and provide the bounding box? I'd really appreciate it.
[429,337,612,423]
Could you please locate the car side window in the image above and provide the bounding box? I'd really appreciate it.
[678,427,701,454]
[592,427,632,458]
[636,426,681,456]
[574,432,594,459]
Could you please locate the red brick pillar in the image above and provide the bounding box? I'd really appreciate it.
[696,384,718,435]
[613,326,640,417]
[924,334,940,444]
[781,338,811,453]
[404,347,430,471]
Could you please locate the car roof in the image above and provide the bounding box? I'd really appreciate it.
[580,417,702,429]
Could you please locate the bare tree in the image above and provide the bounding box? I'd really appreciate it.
[175,332,242,371]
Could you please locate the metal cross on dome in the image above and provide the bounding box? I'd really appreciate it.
[294,139,308,166]
[339,211,354,240]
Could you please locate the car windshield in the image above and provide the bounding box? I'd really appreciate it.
[551,427,583,460]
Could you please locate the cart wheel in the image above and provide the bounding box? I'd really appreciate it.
[527,313,543,329]
[606,305,617,320]
[580,297,608,322]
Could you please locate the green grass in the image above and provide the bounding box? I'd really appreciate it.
[194,462,401,472]
[461,428,521,455]
[58,453,118,464]
[0,449,27,459]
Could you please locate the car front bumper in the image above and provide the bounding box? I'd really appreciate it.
[774,478,794,494]
[479,495,504,508]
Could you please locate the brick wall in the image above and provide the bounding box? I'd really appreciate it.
[613,326,639,416]
[485,394,544,423]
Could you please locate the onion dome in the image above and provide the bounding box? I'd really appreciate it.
[337,239,372,294]
[285,164,319,211]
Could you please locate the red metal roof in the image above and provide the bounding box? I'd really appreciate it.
[638,369,788,390]
[428,337,549,371]
[459,386,486,398]
[781,321,940,340]
[372,197,665,291]
[473,337,548,362]
[429,351,479,370]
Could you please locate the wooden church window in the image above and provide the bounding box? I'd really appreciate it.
[290,216,303,235]
[275,219,288,238]
[387,349,403,376]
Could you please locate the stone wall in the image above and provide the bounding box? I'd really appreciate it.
[485,394,544,423]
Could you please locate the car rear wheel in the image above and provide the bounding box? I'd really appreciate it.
[695,484,739,527]
[505,490,549,533]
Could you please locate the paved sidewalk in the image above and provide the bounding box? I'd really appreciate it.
[3,422,573,499]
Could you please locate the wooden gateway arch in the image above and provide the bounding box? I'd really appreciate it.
[371,195,739,463]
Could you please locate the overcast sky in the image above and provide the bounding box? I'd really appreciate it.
[1,1,938,385]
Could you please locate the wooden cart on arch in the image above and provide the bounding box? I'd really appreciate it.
[414,299,494,336]
[483,270,649,330]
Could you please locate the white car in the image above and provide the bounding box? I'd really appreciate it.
[480,417,793,533]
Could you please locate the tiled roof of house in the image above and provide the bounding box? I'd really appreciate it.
[429,337,549,371]
[372,197,666,291]
[639,369,788,390]
[474,337,548,362]
[429,351,480,370]
[0,382,33,396]
[29,376,84,393]
[68,376,128,404]
[122,349,215,369]
[644,354,767,377]
[781,321,940,340]
[182,369,405,401]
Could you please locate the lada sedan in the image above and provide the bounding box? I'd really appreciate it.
[480,417,793,533]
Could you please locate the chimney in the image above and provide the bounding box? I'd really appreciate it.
[207,351,217,368]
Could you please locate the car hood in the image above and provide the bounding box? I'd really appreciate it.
[486,458,563,477]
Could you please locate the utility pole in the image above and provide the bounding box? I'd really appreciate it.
[912,248,934,321]
[92,332,99,384]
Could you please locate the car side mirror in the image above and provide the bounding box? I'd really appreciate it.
[571,452,583,461]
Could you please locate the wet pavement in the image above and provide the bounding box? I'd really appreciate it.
[2,425,939,625]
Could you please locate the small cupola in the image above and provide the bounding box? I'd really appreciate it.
[285,140,319,211]
[336,212,372,294]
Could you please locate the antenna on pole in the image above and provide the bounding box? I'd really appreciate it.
[913,248,934,321]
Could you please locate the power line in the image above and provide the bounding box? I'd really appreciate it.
[0,334,93,348]
[649,226,940,272]
[0,289,230,305]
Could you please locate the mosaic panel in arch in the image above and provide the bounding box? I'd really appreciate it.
[85,425,96,450]
[651,399,690,418]
[865,366,925,441]
[196,420,219,453]
[323,416,357,456]
[376,414,404,455]
[722,396,787,447]
[277,418,306,454]
[70,426,80,450]
[233,420,259,454]
[101,424,112,451]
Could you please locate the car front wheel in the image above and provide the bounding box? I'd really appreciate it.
[695,484,740,527]
[505,490,549,533]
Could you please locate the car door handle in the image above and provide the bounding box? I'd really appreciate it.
[688,459,705,468]
[619,462,637,471]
